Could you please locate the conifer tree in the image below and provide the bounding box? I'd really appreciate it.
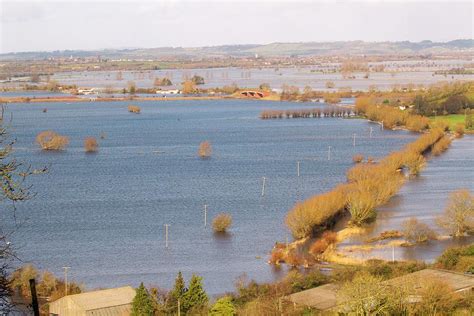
[210,296,236,316]
[131,282,154,316]
[181,274,208,313]
[166,271,187,313]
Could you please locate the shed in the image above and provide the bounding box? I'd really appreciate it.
[284,269,474,311]
[49,286,135,316]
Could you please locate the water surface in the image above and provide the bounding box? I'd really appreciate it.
[2,99,440,293]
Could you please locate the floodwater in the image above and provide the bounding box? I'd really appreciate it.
[338,135,474,262]
[49,65,473,92]
[1,99,468,294]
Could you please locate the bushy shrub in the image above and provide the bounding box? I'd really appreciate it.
[437,189,474,237]
[210,296,236,316]
[454,123,465,137]
[406,115,430,132]
[352,154,364,163]
[268,248,285,265]
[431,135,451,156]
[84,137,98,152]
[198,141,212,158]
[285,251,303,267]
[36,130,69,150]
[285,184,348,238]
[402,218,437,243]
[212,213,232,233]
[128,105,141,113]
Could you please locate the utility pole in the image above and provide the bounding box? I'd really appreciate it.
[204,204,208,227]
[62,266,70,296]
[297,161,300,177]
[29,279,40,316]
[164,224,170,248]
[178,298,181,316]
[261,177,266,196]
[392,245,395,263]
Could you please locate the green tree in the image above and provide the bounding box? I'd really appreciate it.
[210,296,236,316]
[191,75,205,85]
[465,109,473,129]
[166,271,187,313]
[131,282,154,316]
[182,274,208,313]
[127,81,137,95]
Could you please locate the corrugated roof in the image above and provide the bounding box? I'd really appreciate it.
[285,269,474,311]
[52,286,135,311]
[285,283,340,311]
[384,269,474,292]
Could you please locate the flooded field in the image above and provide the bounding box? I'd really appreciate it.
[50,64,473,92]
[0,99,432,294]
[338,135,474,262]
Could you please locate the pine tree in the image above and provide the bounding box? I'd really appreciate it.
[166,271,187,314]
[131,282,154,316]
[181,274,208,313]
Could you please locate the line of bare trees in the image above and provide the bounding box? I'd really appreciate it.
[260,108,356,119]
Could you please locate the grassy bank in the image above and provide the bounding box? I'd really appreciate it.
[430,114,474,133]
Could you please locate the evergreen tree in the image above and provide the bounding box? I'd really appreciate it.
[131,282,154,316]
[166,271,187,313]
[210,296,236,316]
[181,274,208,313]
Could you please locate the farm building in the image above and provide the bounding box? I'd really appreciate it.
[49,286,135,316]
[284,269,474,312]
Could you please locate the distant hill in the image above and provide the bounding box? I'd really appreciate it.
[1,40,472,61]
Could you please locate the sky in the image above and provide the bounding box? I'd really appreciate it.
[0,0,472,53]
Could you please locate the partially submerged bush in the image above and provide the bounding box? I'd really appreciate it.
[36,130,69,150]
[269,248,285,265]
[402,217,437,243]
[406,115,430,132]
[212,213,232,233]
[309,231,337,258]
[352,154,364,163]
[128,105,141,113]
[431,135,451,156]
[198,141,212,158]
[454,123,465,138]
[84,137,98,152]
[437,189,474,237]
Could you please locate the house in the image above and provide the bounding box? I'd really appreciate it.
[77,89,96,95]
[49,286,136,316]
[156,89,180,95]
[284,269,474,312]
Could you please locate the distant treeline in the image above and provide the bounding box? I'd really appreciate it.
[260,107,356,119]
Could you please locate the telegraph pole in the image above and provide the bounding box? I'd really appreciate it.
[297,161,300,177]
[164,224,170,248]
[204,204,208,227]
[62,266,70,296]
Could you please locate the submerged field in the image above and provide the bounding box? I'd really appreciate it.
[3,99,470,294]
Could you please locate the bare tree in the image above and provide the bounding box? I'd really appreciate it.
[0,105,46,312]
[437,189,474,236]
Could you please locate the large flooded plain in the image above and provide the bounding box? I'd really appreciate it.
[2,99,471,294]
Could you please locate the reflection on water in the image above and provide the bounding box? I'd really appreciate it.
[339,136,474,262]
